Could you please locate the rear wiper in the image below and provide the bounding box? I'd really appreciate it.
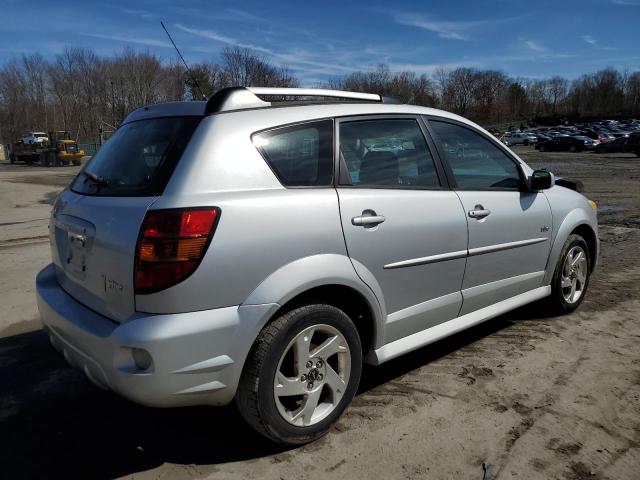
[80,170,108,189]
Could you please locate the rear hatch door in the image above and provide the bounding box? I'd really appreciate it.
[51,194,156,322]
[50,115,201,322]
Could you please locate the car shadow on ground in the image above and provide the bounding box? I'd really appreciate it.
[0,302,552,479]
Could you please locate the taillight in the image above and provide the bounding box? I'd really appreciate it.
[135,207,220,294]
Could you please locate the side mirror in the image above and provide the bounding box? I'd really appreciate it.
[530,169,553,190]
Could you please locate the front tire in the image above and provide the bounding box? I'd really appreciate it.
[236,304,362,445]
[545,234,591,314]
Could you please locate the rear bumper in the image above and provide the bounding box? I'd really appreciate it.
[36,263,278,407]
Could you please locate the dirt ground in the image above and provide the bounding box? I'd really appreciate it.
[0,147,639,480]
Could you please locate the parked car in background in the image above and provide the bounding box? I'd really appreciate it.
[594,136,629,153]
[580,129,613,143]
[502,131,537,146]
[626,132,640,156]
[572,136,598,149]
[21,131,49,145]
[37,87,599,445]
[534,132,553,142]
[536,135,596,152]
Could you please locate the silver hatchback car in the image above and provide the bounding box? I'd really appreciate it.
[37,87,598,445]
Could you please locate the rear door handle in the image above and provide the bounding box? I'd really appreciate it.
[468,205,491,219]
[352,212,386,227]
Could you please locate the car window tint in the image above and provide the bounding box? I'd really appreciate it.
[339,118,440,188]
[70,116,201,196]
[430,120,521,190]
[253,120,333,187]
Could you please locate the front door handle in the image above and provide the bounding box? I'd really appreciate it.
[352,210,386,227]
[468,205,491,219]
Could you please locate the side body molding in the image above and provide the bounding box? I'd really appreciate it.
[242,254,386,350]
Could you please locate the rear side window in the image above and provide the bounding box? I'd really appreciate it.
[253,120,333,187]
[339,118,440,188]
[70,116,201,196]
[430,120,521,190]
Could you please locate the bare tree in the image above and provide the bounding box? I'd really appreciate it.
[1,45,640,146]
[221,47,298,89]
[327,66,436,106]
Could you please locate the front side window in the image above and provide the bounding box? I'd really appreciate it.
[339,118,440,188]
[253,120,333,187]
[429,120,521,190]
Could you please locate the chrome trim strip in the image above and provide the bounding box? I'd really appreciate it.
[383,249,468,269]
[467,237,548,257]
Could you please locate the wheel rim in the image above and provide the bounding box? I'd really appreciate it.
[561,245,588,304]
[273,324,351,427]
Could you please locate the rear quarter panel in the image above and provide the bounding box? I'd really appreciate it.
[134,188,352,314]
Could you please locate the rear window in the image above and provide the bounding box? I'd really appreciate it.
[252,120,333,187]
[71,116,201,196]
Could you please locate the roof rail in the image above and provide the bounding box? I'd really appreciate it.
[248,87,382,102]
[205,86,387,115]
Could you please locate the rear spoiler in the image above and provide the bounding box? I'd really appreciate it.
[555,177,584,193]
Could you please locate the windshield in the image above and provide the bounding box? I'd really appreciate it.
[71,116,201,196]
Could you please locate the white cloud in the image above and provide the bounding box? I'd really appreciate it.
[524,40,547,52]
[387,61,480,74]
[582,35,597,46]
[393,14,472,40]
[79,33,171,48]
[174,24,361,76]
[391,12,528,41]
[611,0,640,5]
[174,24,272,55]
[224,8,271,24]
[120,8,155,20]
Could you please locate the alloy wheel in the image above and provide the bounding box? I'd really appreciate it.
[273,324,351,427]
[561,245,588,304]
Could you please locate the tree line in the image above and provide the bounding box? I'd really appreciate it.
[1,46,639,143]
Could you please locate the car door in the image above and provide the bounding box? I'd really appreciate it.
[336,116,468,344]
[426,118,552,316]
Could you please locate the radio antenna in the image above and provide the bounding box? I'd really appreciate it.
[160,21,207,100]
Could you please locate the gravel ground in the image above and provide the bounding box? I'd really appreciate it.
[0,148,638,480]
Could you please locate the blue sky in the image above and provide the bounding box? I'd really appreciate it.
[0,0,639,85]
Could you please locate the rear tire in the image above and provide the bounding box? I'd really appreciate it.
[544,234,591,315]
[539,145,546,152]
[569,145,577,152]
[236,304,362,445]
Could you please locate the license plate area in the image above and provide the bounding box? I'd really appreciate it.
[66,232,88,279]
[55,215,96,282]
